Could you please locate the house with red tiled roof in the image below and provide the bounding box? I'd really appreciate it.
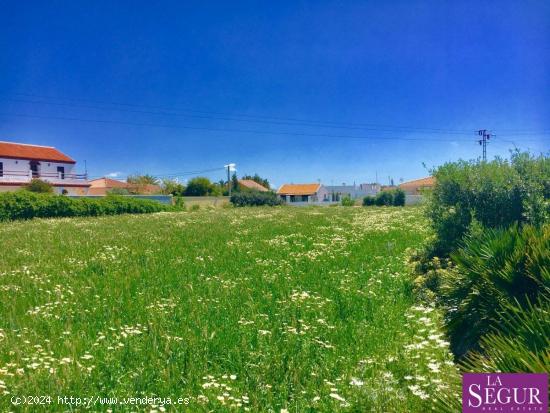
[88,177,161,196]
[277,183,330,204]
[0,141,90,195]
[238,179,269,192]
[398,177,435,195]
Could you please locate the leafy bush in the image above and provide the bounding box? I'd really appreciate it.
[375,191,394,206]
[363,189,406,207]
[0,192,172,221]
[433,297,550,413]
[23,179,54,193]
[362,196,376,206]
[462,297,550,373]
[427,152,549,256]
[341,196,355,206]
[185,177,215,196]
[107,187,130,195]
[230,191,282,207]
[393,188,406,206]
[439,224,549,357]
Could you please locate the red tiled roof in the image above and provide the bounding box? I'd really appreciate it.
[238,179,269,192]
[89,178,129,189]
[399,176,435,190]
[88,177,161,195]
[0,141,76,163]
[277,183,321,195]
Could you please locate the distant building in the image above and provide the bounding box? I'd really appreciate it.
[238,179,269,192]
[88,177,161,196]
[277,183,329,204]
[0,141,90,195]
[399,177,435,195]
[325,183,381,201]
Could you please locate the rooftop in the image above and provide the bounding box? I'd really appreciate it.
[0,141,76,164]
[277,183,321,195]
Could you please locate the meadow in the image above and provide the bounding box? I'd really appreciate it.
[0,207,459,411]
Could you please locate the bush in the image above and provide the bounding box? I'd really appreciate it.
[426,152,549,256]
[230,191,282,207]
[23,179,54,193]
[341,196,355,206]
[362,196,376,206]
[185,177,214,196]
[393,188,406,206]
[363,190,405,207]
[439,224,550,357]
[0,192,172,221]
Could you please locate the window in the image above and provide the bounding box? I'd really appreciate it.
[57,166,65,179]
[0,162,3,177]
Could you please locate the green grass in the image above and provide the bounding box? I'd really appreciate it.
[0,207,459,411]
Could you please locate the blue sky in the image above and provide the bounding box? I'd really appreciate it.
[0,1,548,187]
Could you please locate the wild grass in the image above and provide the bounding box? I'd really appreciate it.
[0,207,458,411]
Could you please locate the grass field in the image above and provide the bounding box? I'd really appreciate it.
[0,207,459,412]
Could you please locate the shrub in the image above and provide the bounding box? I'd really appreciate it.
[375,190,394,206]
[0,192,172,221]
[439,224,550,357]
[23,179,54,193]
[230,191,282,207]
[393,188,406,206]
[185,177,214,196]
[107,187,130,195]
[426,152,549,256]
[341,196,355,206]
[362,196,376,206]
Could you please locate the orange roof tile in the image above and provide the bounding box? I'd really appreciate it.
[239,179,269,192]
[0,141,76,163]
[277,183,321,195]
[399,176,435,189]
[89,178,129,188]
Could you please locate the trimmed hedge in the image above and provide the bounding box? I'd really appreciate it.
[230,191,282,207]
[0,192,172,221]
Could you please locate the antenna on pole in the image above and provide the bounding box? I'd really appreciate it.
[477,130,491,161]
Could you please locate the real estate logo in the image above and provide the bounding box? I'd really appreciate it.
[462,373,548,412]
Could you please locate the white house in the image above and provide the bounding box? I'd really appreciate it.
[277,183,330,204]
[325,183,381,201]
[0,141,90,195]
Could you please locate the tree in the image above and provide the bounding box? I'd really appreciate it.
[127,174,159,185]
[184,177,213,196]
[161,178,185,196]
[231,172,240,193]
[23,179,54,194]
[126,174,160,195]
[241,173,270,190]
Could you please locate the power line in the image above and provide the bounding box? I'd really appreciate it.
[0,111,542,143]
[4,92,479,134]
[0,96,483,136]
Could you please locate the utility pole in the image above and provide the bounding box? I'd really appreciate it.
[477,129,491,161]
[224,163,236,196]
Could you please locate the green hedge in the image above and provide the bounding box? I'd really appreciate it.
[230,191,282,207]
[363,188,405,206]
[0,192,172,221]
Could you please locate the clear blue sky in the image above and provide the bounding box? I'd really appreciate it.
[0,1,548,187]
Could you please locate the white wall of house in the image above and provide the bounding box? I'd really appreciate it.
[0,158,88,195]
